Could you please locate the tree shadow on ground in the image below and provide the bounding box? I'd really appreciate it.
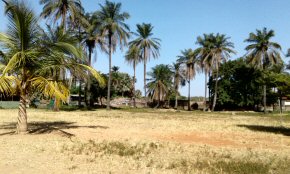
[0,121,109,137]
[237,125,290,136]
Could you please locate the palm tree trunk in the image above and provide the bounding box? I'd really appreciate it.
[87,49,92,107]
[143,48,147,107]
[133,60,136,108]
[187,68,191,111]
[212,69,219,111]
[107,35,112,110]
[62,10,66,33]
[203,70,208,111]
[17,92,28,134]
[263,85,267,114]
[78,79,82,107]
[175,85,178,109]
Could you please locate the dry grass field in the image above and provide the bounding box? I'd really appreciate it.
[0,109,290,174]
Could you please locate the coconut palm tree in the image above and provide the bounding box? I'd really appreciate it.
[244,28,282,113]
[171,62,186,109]
[177,49,199,111]
[96,0,130,109]
[0,0,104,133]
[203,33,235,111]
[195,34,213,111]
[129,23,161,107]
[147,64,173,108]
[125,45,142,107]
[81,13,106,107]
[40,0,84,31]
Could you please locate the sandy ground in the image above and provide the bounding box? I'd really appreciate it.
[0,109,290,173]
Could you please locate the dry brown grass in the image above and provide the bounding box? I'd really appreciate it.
[0,109,290,173]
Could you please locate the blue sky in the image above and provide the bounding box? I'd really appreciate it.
[1,0,290,96]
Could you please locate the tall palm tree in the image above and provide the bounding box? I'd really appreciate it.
[0,0,104,133]
[40,0,84,31]
[203,33,236,111]
[195,34,213,111]
[82,13,106,107]
[147,64,173,108]
[97,0,130,110]
[177,49,199,111]
[244,28,282,113]
[171,62,186,109]
[129,23,161,107]
[125,45,142,107]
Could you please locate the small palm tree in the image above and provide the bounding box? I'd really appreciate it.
[40,0,84,31]
[203,33,236,111]
[125,45,142,107]
[129,23,161,107]
[244,28,282,113]
[0,1,104,133]
[97,0,130,109]
[177,49,199,111]
[171,62,186,109]
[147,64,173,108]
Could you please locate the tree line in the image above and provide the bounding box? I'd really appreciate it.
[0,0,289,134]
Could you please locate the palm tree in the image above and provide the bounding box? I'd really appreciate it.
[177,49,199,111]
[82,13,106,107]
[129,23,161,107]
[40,0,84,31]
[203,33,236,111]
[97,0,130,110]
[171,62,186,109]
[195,34,213,111]
[0,1,104,133]
[147,64,173,108]
[125,45,142,107]
[244,28,282,113]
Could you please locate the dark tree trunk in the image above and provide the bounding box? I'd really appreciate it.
[107,35,112,110]
[175,85,178,109]
[78,80,82,107]
[133,61,136,108]
[263,85,267,114]
[87,49,93,107]
[187,67,191,111]
[203,70,208,112]
[143,48,147,107]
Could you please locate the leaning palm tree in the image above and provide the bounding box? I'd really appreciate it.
[40,0,84,31]
[125,45,142,107]
[195,34,213,111]
[203,33,236,111]
[147,64,173,108]
[171,62,186,109]
[129,23,161,107]
[0,1,104,133]
[96,0,130,109]
[244,28,283,114]
[177,49,199,111]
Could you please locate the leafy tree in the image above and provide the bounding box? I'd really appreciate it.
[244,28,283,113]
[147,64,173,108]
[97,0,130,109]
[125,45,142,107]
[208,59,263,110]
[0,0,104,133]
[129,23,161,107]
[177,49,199,111]
[171,62,186,109]
[40,0,84,31]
